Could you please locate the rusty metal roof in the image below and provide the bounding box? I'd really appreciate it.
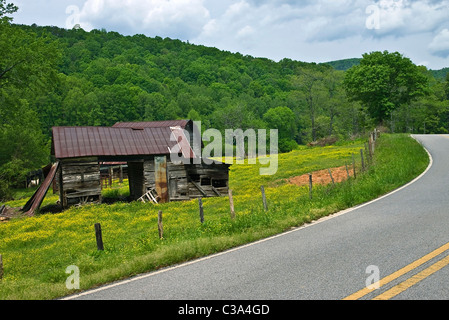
[112,120,189,129]
[52,126,195,159]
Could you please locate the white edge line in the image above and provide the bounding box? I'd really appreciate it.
[62,135,433,300]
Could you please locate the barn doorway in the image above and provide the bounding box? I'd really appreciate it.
[128,161,145,201]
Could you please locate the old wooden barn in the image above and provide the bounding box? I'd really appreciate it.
[25,120,230,213]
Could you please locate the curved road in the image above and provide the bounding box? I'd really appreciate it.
[65,134,449,300]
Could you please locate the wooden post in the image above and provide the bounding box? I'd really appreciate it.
[108,167,113,187]
[364,142,370,165]
[94,223,104,251]
[360,149,365,171]
[352,154,357,179]
[345,163,350,180]
[309,173,313,199]
[365,140,373,164]
[228,189,235,220]
[0,254,3,280]
[119,165,123,184]
[261,186,268,211]
[328,169,335,186]
[158,210,163,239]
[199,198,204,223]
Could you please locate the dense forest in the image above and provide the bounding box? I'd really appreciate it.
[1,0,449,200]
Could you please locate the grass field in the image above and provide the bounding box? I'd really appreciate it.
[0,134,429,299]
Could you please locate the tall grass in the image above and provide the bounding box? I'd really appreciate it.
[0,134,429,299]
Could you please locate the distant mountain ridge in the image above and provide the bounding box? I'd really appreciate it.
[321,58,361,71]
[323,58,449,80]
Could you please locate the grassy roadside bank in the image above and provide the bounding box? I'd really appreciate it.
[0,134,429,300]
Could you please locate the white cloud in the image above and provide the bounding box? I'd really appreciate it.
[429,28,449,57]
[78,0,210,40]
[10,0,449,69]
[237,25,255,39]
[371,0,449,37]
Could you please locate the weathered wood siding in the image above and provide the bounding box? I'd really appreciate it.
[143,158,155,187]
[167,161,189,201]
[59,160,101,207]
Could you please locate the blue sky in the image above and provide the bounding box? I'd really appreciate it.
[10,0,449,70]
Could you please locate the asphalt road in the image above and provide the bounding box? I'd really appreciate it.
[65,134,449,300]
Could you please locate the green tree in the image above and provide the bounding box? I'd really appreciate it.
[292,68,327,141]
[344,51,428,125]
[0,2,61,199]
[0,0,16,22]
[263,106,297,152]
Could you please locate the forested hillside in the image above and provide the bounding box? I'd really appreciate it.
[1,0,449,199]
[19,23,366,145]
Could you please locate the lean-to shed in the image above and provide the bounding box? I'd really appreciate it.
[50,120,230,208]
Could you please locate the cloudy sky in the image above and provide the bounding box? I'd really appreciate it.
[10,0,449,70]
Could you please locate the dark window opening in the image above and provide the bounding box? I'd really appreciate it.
[212,179,227,188]
[189,174,200,182]
[201,177,211,186]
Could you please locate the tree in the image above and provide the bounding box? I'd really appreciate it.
[323,70,346,137]
[263,106,297,152]
[0,2,61,199]
[0,0,17,21]
[343,51,428,125]
[292,67,327,141]
[0,24,60,89]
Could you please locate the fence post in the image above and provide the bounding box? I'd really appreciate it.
[352,154,357,179]
[364,142,370,165]
[365,139,373,164]
[94,223,104,251]
[108,167,113,187]
[360,149,365,172]
[345,163,350,180]
[261,186,268,211]
[199,198,204,223]
[228,189,235,220]
[0,254,3,280]
[328,169,335,186]
[158,210,163,239]
[309,173,313,199]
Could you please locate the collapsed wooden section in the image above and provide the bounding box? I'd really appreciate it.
[22,162,60,216]
[56,156,229,208]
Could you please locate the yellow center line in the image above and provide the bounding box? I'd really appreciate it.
[343,242,449,300]
[372,254,449,300]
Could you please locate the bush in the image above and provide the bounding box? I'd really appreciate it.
[278,138,298,153]
[0,178,13,202]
